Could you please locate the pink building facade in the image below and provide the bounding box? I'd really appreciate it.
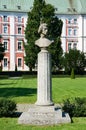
[0,0,86,71]
[0,12,28,71]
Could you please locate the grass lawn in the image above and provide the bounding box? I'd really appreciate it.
[0,77,86,103]
[0,76,86,130]
[0,117,86,130]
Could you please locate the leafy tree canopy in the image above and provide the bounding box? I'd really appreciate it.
[63,49,86,74]
[0,35,4,62]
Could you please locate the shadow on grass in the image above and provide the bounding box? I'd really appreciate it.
[0,83,16,85]
[0,88,37,98]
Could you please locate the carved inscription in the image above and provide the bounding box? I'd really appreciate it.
[29,112,54,118]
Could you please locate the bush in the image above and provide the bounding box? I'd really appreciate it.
[0,98,16,117]
[71,68,75,79]
[62,97,86,117]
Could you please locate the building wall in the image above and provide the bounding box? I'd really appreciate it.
[0,12,28,71]
[58,14,86,53]
[0,11,86,71]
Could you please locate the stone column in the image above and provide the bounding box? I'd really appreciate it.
[35,49,54,106]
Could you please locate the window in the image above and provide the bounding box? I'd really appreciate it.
[68,28,72,35]
[4,58,7,67]
[67,8,71,12]
[18,41,22,50]
[73,43,77,50]
[3,16,7,22]
[18,27,22,34]
[55,8,58,11]
[3,5,7,9]
[4,41,8,51]
[68,43,71,51]
[18,16,21,22]
[3,25,8,33]
[17,6,21,10]
[68,18,72,24]
[18,58,22,67]
[74,29,77,36]
[74,19,77,24]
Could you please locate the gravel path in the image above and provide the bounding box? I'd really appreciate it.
[17,104,30,112]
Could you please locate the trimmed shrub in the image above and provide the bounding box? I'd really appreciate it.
[62,97,86,117]
[0,98,16,117]
[71,68,75,79]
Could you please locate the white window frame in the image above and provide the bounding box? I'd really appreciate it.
[68,42,72,51]
[68,28,72,36]
[68,18,72,24]
[3,40,8,51]
[73,29,77,36]
[74,18,77,24]
[3,58,8,67]
[3,16,8,22]
[3,25,8,34]
[18,26,22,34]
[73,43,77,50]
[17,58,22,67]
[17,40,22,51]
[18,16,22,22]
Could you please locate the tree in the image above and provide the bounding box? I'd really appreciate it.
[24,0,63,71]
[48,37,63,71]
[63,49,86,74]
[0,35,5,71]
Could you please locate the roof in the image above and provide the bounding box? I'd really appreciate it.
[0,0,86,14]
[0,0,34,12]
[46,0,86,14]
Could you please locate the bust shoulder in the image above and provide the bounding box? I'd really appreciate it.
[35,37,52,48]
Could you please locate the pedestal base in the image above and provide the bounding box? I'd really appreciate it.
[18,105,71,125]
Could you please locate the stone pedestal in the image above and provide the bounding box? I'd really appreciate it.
[18,24,71,125]
[35,49,53,106]
[18,105,71,125]
[18,49,71,125]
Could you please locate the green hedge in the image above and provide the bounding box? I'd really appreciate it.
[0,98,16,117]
[62,97,86,117]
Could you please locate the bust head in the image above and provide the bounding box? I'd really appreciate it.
[35,23,53,49]
[38,23,48,38]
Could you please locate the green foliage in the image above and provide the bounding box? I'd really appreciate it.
[0,43,4,62]
[71,68,75,79]
[0,44,4,61]
[0,98,16,117]
[0,65,2,72]
[0,75,8,79]
[48,37,63,71]
[63,49,86,74]
[62,97,86,117]
[0,35,5,71]
[24,0,63,71]
[0,35,5,62]
[15,64,17,72]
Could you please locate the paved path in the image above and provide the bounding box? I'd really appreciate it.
[17,104,31,112]
[17,104,61,112]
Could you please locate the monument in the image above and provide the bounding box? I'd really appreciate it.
[18,23,71,125]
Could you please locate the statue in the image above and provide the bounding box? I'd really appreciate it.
[18,22,71,125]
[38,23,48,38]
[35,23,53,49]
[35,23,54,106]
